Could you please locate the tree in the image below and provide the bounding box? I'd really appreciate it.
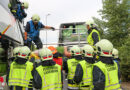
[99,0,130,47]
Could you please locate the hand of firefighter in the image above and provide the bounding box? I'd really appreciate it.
[51,27,55,31]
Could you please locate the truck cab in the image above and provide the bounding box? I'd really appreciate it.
[58,22,88,47]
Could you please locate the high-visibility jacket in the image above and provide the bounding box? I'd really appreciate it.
[79,60,93,90]
[53,57,63,70]
[8,61,33,88]
[67,58,80,89]
[87,29,100,46]
[36,64,62,90]
[28,20,42,40]
[94,61,121,90]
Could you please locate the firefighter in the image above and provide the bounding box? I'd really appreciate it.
[24,14,55,49]
[86,20,100,46]
[32,48,62,90]
[8,1,29,22]
[63,46,82,90]
[112,48,121,84]
[112,48,121,64]
[73,45,95,90]
[48,46,63,69]
[7,46,34,90]
[93,39,121,90]
[9,46,21,62]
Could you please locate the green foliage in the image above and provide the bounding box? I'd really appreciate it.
[99,0,130,47]
[56,46,64,55]
[119,37,130,81]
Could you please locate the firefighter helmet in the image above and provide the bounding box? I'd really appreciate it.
[22,2,29,9]
[39,48,53,61]
[18,46,31,59]
[13,47,21,57]
[70,46,81,56]
[32,14,40,22]
[95,39,113,57]
[85,20,96,28]
[8,3,11,8]
[112,48,119,59]
[82,45,94,57]
[48,46,57,54]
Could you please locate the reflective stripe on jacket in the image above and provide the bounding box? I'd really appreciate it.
[67,58,80,89]
[79,60,93,90]
[87,29,100,46]
[9,61,33,88]
[36,64,62,90]
[94,61,121,90]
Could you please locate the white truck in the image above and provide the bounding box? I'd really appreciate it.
[0,0,24,77]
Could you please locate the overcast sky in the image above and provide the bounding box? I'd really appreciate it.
[22,0,103,45]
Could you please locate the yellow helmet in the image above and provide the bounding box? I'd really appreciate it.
[70,46,81,56]
[32,14,40,22]
[112,48,119,59]
[95,39,113,57]
[82,45,94,57]
[39,48,53,61]
[8,3,11,8]
[22,2,29,9]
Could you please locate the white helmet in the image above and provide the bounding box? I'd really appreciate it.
[13,47,21,57]
[82,45,94,57]
[39,48,53,61]
[70,46,81,56]
[85,20,96,28]
[112,48,119,59]
[18,46,31,59]
[95,39,113,57]
[22,2,29,9]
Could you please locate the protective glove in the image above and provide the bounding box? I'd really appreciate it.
[51,27,55,31]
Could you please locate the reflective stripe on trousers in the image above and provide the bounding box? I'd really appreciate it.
[105,83,121,89]
[42,83,61,88]
[80,87,90,90]
[68,86,79,89]
[82,77,91,80]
